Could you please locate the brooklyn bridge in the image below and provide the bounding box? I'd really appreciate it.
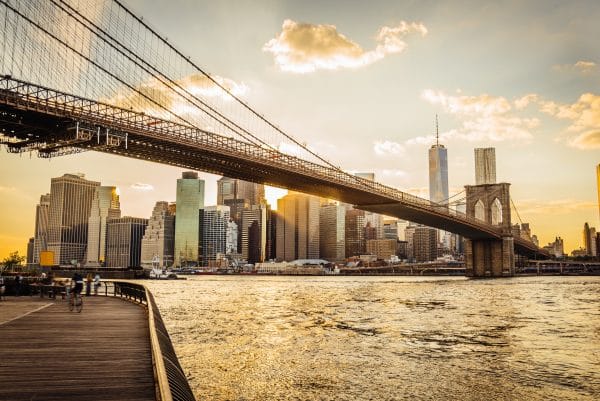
[0,0,550,276]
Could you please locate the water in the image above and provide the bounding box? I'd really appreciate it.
[144,276,600,401]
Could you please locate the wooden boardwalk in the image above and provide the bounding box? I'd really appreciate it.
[0,296,156,401]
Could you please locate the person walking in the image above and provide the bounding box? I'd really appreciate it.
[93,273,101,295]
[85,273,92,296]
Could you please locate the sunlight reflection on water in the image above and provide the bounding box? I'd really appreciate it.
[143,275,600,401]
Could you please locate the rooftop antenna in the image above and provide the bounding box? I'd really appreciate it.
[435,114,439,146]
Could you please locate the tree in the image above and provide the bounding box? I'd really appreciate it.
[1,251,26,271]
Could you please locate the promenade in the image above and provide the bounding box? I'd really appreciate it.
[0,296,156,401]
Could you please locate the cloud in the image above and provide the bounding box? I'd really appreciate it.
[554,60,597,74]
[130,183,154,191]
[263,19,427,73]
[575,60,596,71]
[417,90,537,144]
[373,140,405,155]
[538,92,600,149]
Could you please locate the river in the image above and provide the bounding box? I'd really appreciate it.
[144,275,600,401]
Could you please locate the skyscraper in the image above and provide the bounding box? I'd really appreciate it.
[202,205,231,263]
[319,203,345,261]
[345,208,366,257]
[87,186,120,266]
[429,117,449,204]
[217,177,265,206]
[32,194,50,264]
[276,192,320,261]
[217,177,265,253]
[47,173,99,266]
[475,148,497,185]
[174,171,205,267]
[140,201,175,268]
[105,216,148,268]
[413,226,438,262]
[241,205,268,263]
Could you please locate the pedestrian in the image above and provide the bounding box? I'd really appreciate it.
[14,274,21,296]
[93,273,101,295]
[0,276,5,300]
[85,273,92,296]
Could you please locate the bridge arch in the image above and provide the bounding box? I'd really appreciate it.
[474,199,485,221]
[491,197,503,225]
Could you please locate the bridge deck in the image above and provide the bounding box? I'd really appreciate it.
[0,296,156,401]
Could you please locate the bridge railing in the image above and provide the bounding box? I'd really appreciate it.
[98,281,196,401]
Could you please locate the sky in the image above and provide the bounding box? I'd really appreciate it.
[1,0,599,258]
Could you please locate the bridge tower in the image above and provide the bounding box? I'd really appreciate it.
[464,183,515,277]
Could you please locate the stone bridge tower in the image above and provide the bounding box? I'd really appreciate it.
[464,182,515,277]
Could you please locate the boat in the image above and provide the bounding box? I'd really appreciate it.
[149,267,178,279]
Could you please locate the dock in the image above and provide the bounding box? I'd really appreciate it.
[0,282,195,401]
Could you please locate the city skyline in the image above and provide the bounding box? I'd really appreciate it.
[1,0,599,257]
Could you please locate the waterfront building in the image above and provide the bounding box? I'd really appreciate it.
[241,205,268,263]
[32,194,50,264]
[275,192,320,261]
[474,148,497,185]
[543,237,564,258]
[86,186,120,266]
[226,219,238,255]
[345,208,366,257]
[383,219,398,240]
[217,177,265,253]
[105,216,148,268]
[583,222,597,256]
[140,201,175,268]
[413,226,437,262]
[47,173,100,266]
[174,171,205,267]
[202,205,231,263]
[319,203,345,262]
[26,237,34,266]
[366,239,397,260]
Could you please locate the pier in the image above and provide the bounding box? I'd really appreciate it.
[0,282,195,401]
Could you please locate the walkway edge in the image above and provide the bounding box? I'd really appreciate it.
[148,289,173,401]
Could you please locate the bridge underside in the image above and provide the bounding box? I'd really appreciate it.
[0,82,547,259]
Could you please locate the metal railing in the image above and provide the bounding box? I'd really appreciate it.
[99,281,196,401]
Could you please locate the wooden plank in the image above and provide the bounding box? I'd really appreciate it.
[0,296,156,401]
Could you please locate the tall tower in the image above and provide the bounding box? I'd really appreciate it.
[428,116,449,204]
[47,173,99,266]
[87,186,121,266]
[174,171,205,267]
[275,192,320,261]
[474,148,497,185]
[202,205,231,263]
[105,217,148,268]
[32,194,50,264]
[140,201,175,268]
[319,203,346,261]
